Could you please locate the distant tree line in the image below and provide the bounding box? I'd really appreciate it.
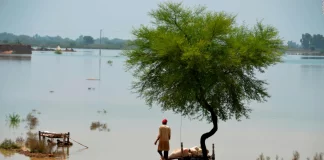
[287,33,324,51]
[0,32,132,50]
[287,40,300,49]
[300,33,324,51]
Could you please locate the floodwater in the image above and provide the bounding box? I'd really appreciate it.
[0,50,323,160]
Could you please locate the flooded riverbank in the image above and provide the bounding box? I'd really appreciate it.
[0,50,323,160]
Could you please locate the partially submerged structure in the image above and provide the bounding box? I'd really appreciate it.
[39,131,73,147]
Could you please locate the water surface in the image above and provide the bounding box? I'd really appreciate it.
[0,50,323,160]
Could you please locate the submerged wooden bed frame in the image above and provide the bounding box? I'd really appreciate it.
[38,131,70,144]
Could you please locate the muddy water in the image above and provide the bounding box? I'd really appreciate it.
[0,50,323,160]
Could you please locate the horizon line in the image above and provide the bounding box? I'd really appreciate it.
[0,32,131,40]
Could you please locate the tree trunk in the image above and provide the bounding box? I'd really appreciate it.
[200,106,218,160]
[196,85,218,160]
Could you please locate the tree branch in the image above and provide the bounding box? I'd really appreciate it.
[173,14,191,43]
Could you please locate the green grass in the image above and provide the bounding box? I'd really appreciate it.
[0,139,20,150]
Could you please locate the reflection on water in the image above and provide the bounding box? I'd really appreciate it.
[301,56,324,59]
[0,149,15,158]
[0,54,31,61]
[51,146,71,159]
[5,110,41,131]
[97,109,107,114]
[24,110,40,130]
[91,109,110,132]
[300,64,324,69]
[5,113,21,129]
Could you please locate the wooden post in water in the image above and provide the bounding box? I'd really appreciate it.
[38,131,41,141]
[181,142,184,160]
[67,132,70,144]
[212,143,215,160]
[63,134,66,144]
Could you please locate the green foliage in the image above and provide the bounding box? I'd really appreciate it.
[0,149,16,157]
[300,33,312,49]
[0,139,20,150]
[300,33,324,50]
[6,113,21,129]
[287,41,300,49]
[310,46,315,51]
[83,36,94,45]
[123,2,284,122]
[69,41,76,47]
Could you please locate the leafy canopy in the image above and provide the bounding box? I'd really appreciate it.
[123,2,284,123]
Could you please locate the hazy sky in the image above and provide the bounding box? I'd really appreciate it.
[0,0,323,43]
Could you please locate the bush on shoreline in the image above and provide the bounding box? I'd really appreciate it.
[0,139,20,150]
[257,151,324,160]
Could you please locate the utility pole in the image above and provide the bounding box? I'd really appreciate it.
[99,29,102,80]
[100,29,102,46]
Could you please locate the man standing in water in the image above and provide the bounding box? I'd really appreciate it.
[155,118,171,160]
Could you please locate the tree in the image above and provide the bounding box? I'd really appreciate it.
[310,45,315,51]
[299,33,324,50]
[310,34,324,50]
[69,41,76,48]
[83,36,94,45]
[123,2,284,159]
[300,33,312,49]
[287,41,299,49]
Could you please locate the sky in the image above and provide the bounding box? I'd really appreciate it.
[0,0,323,43]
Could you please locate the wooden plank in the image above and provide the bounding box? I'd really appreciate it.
[39,131,69,138]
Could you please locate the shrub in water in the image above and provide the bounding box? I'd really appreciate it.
[25,131,50,153]
[15,137,24,146]
[0,139,20,150]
